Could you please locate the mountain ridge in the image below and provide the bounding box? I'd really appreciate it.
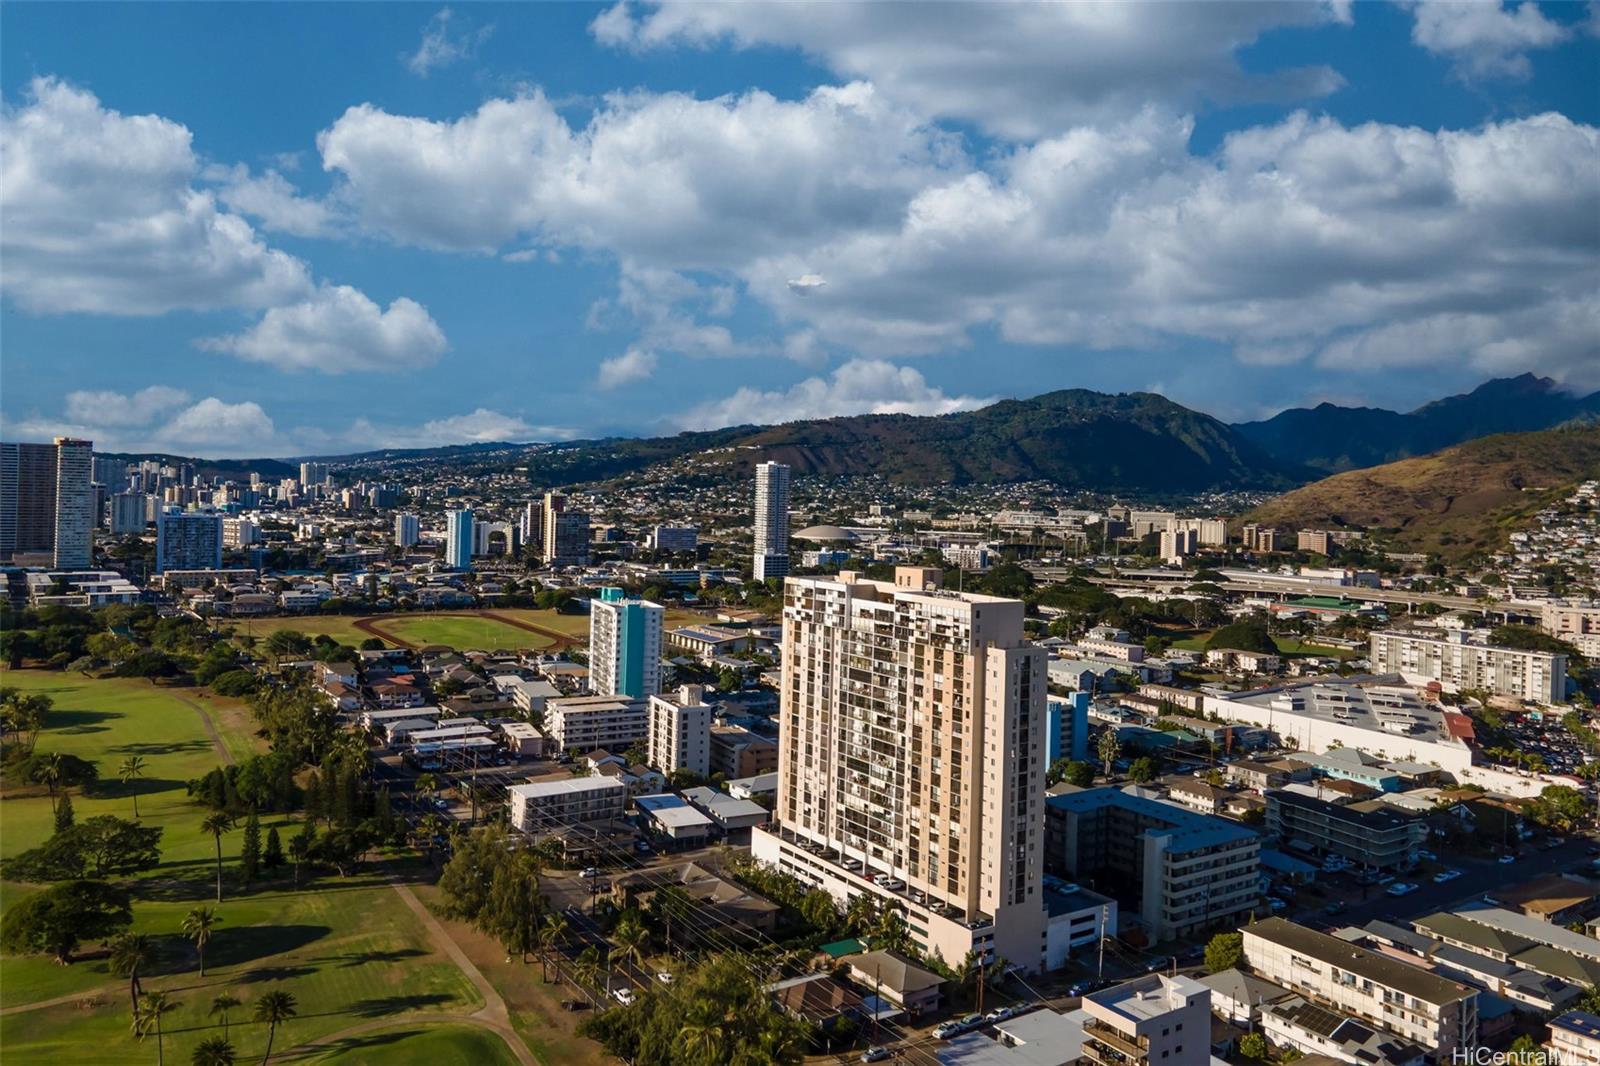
[1234,374,1600,474]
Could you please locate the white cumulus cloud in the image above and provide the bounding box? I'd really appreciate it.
[597,347,658,388]
[315,78,1600,388]
[197,285,448,373]
[677,359,992,430]
[207,164,344,238]
[1409,0,1570,79]
[64,385,191,427]
[591,0,1349,139]
[1,77,312,315]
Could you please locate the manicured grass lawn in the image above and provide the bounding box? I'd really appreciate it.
[244,614,381,647]
[317,1022,521,1065]
[1273,637,1357,660]
[0,670,485,1064]
[0,672,254,862]
[1,874,481,1064]
[371,615,555,652]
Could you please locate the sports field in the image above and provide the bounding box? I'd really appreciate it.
[0,670,492,1064]
[366,614,557,651]
[250,606,712,652]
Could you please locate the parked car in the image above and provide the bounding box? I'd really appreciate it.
[1145,956,1173,973]
[934,1015,984,1040]
[1385,882,1417,897]
[1323,901,1347,916]
[862,1049,893,1063]
[655,971,675,985]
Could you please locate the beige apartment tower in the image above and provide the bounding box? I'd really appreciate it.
[752,567,1048,970]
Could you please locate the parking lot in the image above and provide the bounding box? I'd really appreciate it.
[1492,710,1594,775]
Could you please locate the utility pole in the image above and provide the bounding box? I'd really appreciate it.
[1097,904,1109,983]
[976,958,985,1016]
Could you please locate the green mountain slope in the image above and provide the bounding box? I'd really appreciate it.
[1244,426,1600,558]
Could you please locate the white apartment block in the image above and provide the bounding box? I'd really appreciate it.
[545,695,647,755]
[508,776,629,831]
[1242,917,1479,1060]
[1081,975,1211,1066]
[1542,603,1600,661]
[394,512,420,549]
[647,684,712,778]
[1160,526,1198,563]
[221,517,260,548]
[751,566,1048,971]
[1370,628,1567,704]
[752,461,790,582]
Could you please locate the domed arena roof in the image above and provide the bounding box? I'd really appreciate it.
[795,524,857,542]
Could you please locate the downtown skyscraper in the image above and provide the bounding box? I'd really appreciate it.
[752,460,790,582]
[0,437,94,569]
[752,566,1048,971]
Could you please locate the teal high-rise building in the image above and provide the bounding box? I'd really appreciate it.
[589,586,664,698]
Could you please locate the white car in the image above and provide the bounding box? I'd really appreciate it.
[1386,882,1417,897]
[580,867,601,879]
[1497,854,1516,865]
[1433,869,1461,883]
[655,971,675,985]
[612,987,635,1005]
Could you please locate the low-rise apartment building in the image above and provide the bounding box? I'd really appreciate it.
[1242,917,1479,1060]
[1549,1010,1600,1066]
[1080,974,1210,1066]
[1045,786,1260,942]
[545,694,647,754]
[508,777,628,833]
[1265,789,1425,871]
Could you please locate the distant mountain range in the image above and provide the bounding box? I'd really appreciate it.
[97,374,1598,496]
[1244,425,1600,559]
[1233,374,1600,474]
[506,389,1305,492]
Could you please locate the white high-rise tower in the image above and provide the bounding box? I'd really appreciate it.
[752,460,790,582]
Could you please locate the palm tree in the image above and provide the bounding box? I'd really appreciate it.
[132,990,179,1066]
[611,913,650,979]
[200,813,236,903]
[182,907,220,976]
[538,913,569,983]
[119,755,148,819]
[191,1037,236,1066]
[209,992,242,1040]
[679,1015,722,1060]
[41,752,64,812]
[574,945,603,994]
[251,990,297,1066]
[109,933,158,1014]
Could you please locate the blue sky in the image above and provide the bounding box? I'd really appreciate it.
[2,1,1597,457]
